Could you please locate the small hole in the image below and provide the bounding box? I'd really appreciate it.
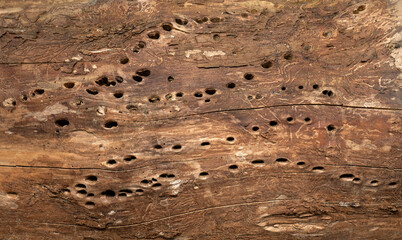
[61,189,70,193]
[34,89,45,95]
[298,85,304,89]
[172,145,182,150]
[138,41,146,48]
[370,180,379,186]
[21,94,28,101]
[389,182,397,186]
[104,120,118,128]
[123,155,136,162]
[226,137,235,142]
[154,144,162,149]
[115,76,123,83]
[86,175,97,182]
[261,61,273,69]
[175,18,188,25]
[162,22,173,31]
[244,73,254,80]
[120,189,133,194]
[107,159,117,165]
[205,88,216,95]
[199,172,209,176]
[252,126,259,131]
[229,165,238,170]
[136,69,151,77]
[204,99,210,103]
[194,92,203,98]
[87,193,94,197]
[147,31,160,39]
[281,86,286,91]
[275,158,288,163]
[201,142,210,146]
[284,52,293,60]
[168,174,175,178]
[213,34,220,41]
[118,193,127,197]
[141,179,150,184]
[120,57,129,64]
[149,95,161,103]
[227,82,236,89]
[313,84,319,89]
[86,89,99,95]
[322,90,328,95]
[327,90,333,96]
[152,183,162,187]
[304,117,311,122]
[312,166,324,171]
[339,174,355,180]
[114,92,123,98]
[269,121,278,126]
[133,75,143,82]
[75,184,86,188]
[168,76,174,82]
[286,117,293,122]
[297,161,305,166]
[160,173,168,178]
[101,190,116,197]
[251,160,264,164]
[327,125,335,131]
[210,17,221,23]
[357,5,366,11]
[176,92,183,98]
[126,104,138,110]
[85,201,95,206]
[64,82,75,88]
[95,77,112,86]
[55,119,69,127]
[353,178,361,183]
[136,189,144,193]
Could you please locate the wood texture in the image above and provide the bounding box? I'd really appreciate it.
[0,0,401,239]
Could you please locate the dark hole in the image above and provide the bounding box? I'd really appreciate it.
[107,159,117,165]
[162,22,173,31]
[86,89,99,95]
[152,178,158,182]
[55,119,69,127]
[149,95,160,103]
[77,190,87,195]
[34,89,45,95]
[168,76,174,82]
[101,190,116,197]
[327,90,333,96]
[75,184,86,188]
[297,161,305,166]
[133,75,143,82]
[95,77,109,86]
[205,88,216,95]
[226,137,235,141]
[339,174,354,179]
[123,155,136,161]
[357,5,366,11]
[115,76,124,83]
[210,17,221,23]
[251,160,264,164]
[138,41,146,48]
[104,120,118,128]
[201,142,210,146]
[261,61,273,69]
[284,52,293,60]
[175,18,188,25]
[120,189,133,193]
[281,86,286,91]
[126,104,138,110]
[176,92,183,97]
[147,31,160,39]
[194,92,203,98]
[312,166,324,170]
[114,92,123,98]
[229,165,238,169]
[286,117,293,122]
[86,175,97,182]
[213,34,220,41]
[199,172,209,176]
[252,126,259,131]
[141,179,150,184]
[227,82,236,88]
[244,73,254,80]
[313,84,319,89]
[370,180,378,185]
[118,193,127,197]
[160,173,168,178]
[275,158,288,163]
[64,82,75,88]
[327,125,335,131]
[136,189,144,193]
[298,85,304,89]
[61,189,70,193]
[136,69,151,77]
[172,145,182,150]
[120,57,129,64]
[304,117,311,122]
[322,90,328,95]
[85,201,95,206]
[269,121,278,126]
[168,174,175,178]
[21,94,28,101]
[353,178,361,182]
[87,193,94,197]
[205,99,210,103]
[154,144,162,149]
[152,183,162,187]
[389,182,397,186]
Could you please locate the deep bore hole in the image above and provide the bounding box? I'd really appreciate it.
[226,137,235,142]
[200,172,209,176]
[286,117,293,122]
[201,141,210,146]
[297,161,305,166]
[101,190,116,197]
[55,119,69,127]
[194,92,203,98]
[327,125,335,131]
[244,73,254,80]
[104,120,118,128]
[75,184,86,188]
[229,165,238,170]
[281,86,286,91]
[107,159,117,165]
[313,84,319,89]
[252,126,259,131]
[168,76,174,82]
[64,82,75,88]
[147,31,160,39]
[175,18,188,25]
[176,92,183,97]
[304,117,311,122]
[172,145,182,150]
[77,190,87,195]
[251,160,264,164]
[149,95,161,103]
[298,85,304,89]
[162,22,173,31]
[205,88,216,95]
[339,174,354,180]
[154,144,162,149]
[261,61,273,69]
[133,75,143,82]
[275,158,288,163]
[226,82,236,89]
[85,201,95,206]
[269,121,278,126]
[86,175,97,182]
[136,69,151,77]
[114,92,123,98]
[120,57,129,64]
[123,155,136,162]
[312,166,324,171]
[152,183,162,187]
[86,89,99,95]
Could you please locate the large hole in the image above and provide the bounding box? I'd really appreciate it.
[95,77,115,86]
[327,125,335,131]
[101,190,116,197]
[147,31,160,39]
[252,126,259,131]
[107,159,117,165]
[64,82,75,88]
[205,88,216,95]
[136,69,151,77]
[75,184,86,188]
[55,119,69,127]
[104,120,118,128]
[33,89,45,95]
[199,172,209,176]
[86,175,97,182]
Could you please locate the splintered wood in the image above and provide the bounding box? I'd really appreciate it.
[0,0,401,239]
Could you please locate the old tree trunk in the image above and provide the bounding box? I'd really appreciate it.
[0,0,401,239]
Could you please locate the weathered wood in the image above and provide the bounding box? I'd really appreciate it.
[0,0,401,239]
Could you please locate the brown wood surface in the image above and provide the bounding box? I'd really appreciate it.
[0,0,401,239]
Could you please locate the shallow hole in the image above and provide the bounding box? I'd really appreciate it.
[120,189,133,194]
[87,193,94,197]
[86,175,97,182]
[101,190,116,197]
[229,165,238,170]
[136,69,151,77]
[64,82,75,88]
[327,90,333,96]
[210,17,221,23]
[118,193,127,197]
[370,180,379,186]
[252,126,259,131]
[194,92,203,98]
[160,173,168,178]
[55,119,69,127]
[205,88,216,95]
[21,94,28,101]
[261,61,273,69]
[162,22,173,31]
[123,155,136,162]
[327,125,335,131]
[126,104,138,110]
[175,18,188,25]
[136,189,144,193]
[244,73,254,80]
[353,177,361,183]
[284,52,293,60]
[114,92,123,98]
[104,120,118,128]
[147,31,160,39]
[226,82,236,89]
[172,145,182,150]
[226,137,235,142]
[115,76,124,83]
[95,77,113,86]
[251,160,264,164]
[213,34,220,41]
[138,41,146,48]
[312,166,324,172]
[357,5,366,11]
[269,121,278,126]
[86,89,99,95]
[85,201,95,207]
[388,182,397,187]
[149,95,161,103]
[154,144,162,149]
[133,75,143,82]
[168,76,174,82]
[120,57,129,64]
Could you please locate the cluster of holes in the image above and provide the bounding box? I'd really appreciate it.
[281,84,321,92]
[133,68,151,83]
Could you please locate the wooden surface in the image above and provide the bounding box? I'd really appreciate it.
[0,0,401,239]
